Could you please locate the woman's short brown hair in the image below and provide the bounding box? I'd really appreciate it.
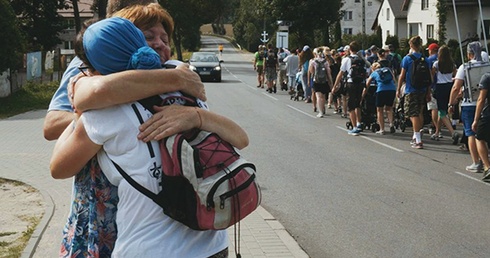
[112,3,174,42]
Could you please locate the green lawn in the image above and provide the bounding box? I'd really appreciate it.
[0,81,58,119]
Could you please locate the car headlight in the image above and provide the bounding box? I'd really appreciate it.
[214,66,221,71]
[189,65,197,71]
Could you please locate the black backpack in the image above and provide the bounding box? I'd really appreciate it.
[313,59,328,84]
[409,54,431,89]
[349,55,367,83]
[265,51,277,67]
[376,67,393,84]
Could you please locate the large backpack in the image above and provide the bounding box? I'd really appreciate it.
[313,59,328,84]
[376,67,393,84]
[349,55,367,83]
[409,54,431,89]
[387,53,401,75]
[266,51,277,67]
[113,94,261,231]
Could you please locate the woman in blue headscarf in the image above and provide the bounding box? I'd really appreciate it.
[50,17,247,257]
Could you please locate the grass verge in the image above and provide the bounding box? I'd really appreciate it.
[0,81,59,119]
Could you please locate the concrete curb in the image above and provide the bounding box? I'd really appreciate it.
[21,189,55,258]
[256,207,309,258]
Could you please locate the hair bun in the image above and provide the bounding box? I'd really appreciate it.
[130,46,161,70]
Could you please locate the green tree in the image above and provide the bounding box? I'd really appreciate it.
[10,0,68,51]
[0,0,25,71]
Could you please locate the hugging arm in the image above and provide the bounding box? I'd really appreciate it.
[50,119,102,179]
[72,64,206,112]
[138,105,249,150]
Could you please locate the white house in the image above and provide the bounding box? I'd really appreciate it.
[371,0,407,45]
[340,0,383,36]
[375,0,490,46]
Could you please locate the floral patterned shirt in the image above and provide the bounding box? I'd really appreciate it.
[59,157,118,257]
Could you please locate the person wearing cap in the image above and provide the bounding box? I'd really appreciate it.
[426,43,440,139]
[367,45,379,65]
[51,17,248,257]
[299,45,315,103]
[449,41,487,172]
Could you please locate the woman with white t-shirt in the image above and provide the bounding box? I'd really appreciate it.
[50,17,248,257]
[431,45,459,144]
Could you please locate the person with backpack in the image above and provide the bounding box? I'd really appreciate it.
[308,47,334,118]
[397,36,432,149]
[387,44,402,77]
[333,41,368,136]
[265,44,279,93]
[364,62,396,134]
[50,17,249,258]
[449,41,488,172]
[253,45,266,88]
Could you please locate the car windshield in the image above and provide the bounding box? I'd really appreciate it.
[191,54,217,62]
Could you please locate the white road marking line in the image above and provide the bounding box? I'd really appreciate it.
[335,126,404,152]
[455,172,489,185]
[263,93,278,100]
[286,105,317,118]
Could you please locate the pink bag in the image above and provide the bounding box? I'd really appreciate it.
[158,130,261,230]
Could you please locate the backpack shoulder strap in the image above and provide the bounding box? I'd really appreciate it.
[111,160,159,201]
[138,95,163,114]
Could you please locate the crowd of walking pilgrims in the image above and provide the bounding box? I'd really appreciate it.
[253,36,490,181]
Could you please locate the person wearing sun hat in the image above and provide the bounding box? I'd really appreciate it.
[51,16,248,257]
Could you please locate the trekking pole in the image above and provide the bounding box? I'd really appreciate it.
[477,0,488,51]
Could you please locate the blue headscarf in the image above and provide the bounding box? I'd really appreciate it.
[83,17,161,75]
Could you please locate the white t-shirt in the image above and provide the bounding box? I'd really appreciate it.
[81,92,227,258]
[454,59,486,107]
[432,61,453,84]
[340,54,368,83]
[284,54,299,76]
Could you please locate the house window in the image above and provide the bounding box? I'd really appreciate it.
[355,0,360,3]
[344,11,353,21]
[387,8,390,21]
[387,30,390,36]
[343,28,353,35]
[368,1,372,6]
[64,41,74,49]
[427,24,434,39]
[64,19,75,30]
[421,0,429,10]
[481,20,490,40]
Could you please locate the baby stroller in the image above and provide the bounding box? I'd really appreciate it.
[393,96,409,132]
[346,83,379,132]
[291,71,305,101]
[362,84,379,132]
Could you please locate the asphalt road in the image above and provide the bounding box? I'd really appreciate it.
[200,35,490,258]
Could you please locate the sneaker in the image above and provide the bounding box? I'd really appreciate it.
[466,163,482,173]
[376,130,385,135]
[316,112,324,118]
[390,126,396,134]
[333,109,339,114]
[327,104,332,109]
[430,134,439,141]
[341,114,348,118]
[482,168,490,181]
[410,138,416,145]
[348,128,361,136]
[411,142,424,149]
[451,132,460,145]
[357,126,363,132]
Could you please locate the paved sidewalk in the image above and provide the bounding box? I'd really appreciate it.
[0,110,308,258]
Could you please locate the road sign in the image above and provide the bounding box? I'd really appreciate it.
[276,31,288,49]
